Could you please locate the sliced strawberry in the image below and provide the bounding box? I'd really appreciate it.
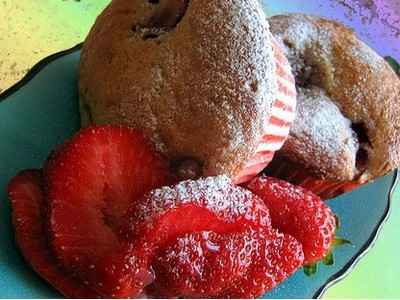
[148,227,303,298]
[222,229,304,298]
[123,176,303,298]
[45,125,171,297]
[247,175,337,265]
[149,229,253,298]
[125,176,272,251]
[7,170,99,298]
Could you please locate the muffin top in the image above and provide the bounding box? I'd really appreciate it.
[79,0,278,179]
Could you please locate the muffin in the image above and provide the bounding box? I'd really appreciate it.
[79,0,296,183]
[266,14,400,199]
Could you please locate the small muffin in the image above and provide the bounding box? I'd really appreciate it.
[267,14,400,198]
[79,0,296,183]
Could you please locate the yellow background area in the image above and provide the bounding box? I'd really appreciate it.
[0,0,108,92]
[1,1,400,298]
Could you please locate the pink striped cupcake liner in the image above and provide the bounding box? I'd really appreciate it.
[234,37,297,184]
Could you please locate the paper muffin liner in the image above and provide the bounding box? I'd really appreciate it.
[264,158,362,200]
[234,37,297,184]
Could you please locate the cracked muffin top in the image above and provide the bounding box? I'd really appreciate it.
[270,14,400,183]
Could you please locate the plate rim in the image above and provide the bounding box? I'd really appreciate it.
[314,171,398,298]
[0,45,398,299]
[0,43,82,102]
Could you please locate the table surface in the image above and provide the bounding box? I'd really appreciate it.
[1,1,399,298]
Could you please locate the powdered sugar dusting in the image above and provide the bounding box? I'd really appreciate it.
[234,37,297,184]
[351,41,384,72]
[268,14,397,181]
[155,229,255,289]
[282,87,359,180]
[80,0,279,178]
[270,13,388,100]
[136,176,270,227]
[164,0,277,174]
[270,14,334,85]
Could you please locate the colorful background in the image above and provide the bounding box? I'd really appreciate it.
[0,0,399,298]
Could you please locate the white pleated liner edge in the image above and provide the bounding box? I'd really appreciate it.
[234,37,297,184]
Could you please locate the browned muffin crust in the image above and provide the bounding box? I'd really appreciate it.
[282,86,359,181]
[79,0,278,178]
[269,14,400,183]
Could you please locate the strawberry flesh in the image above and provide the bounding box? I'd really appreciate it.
[45,125,171,297]
[125,176,271,243]
[150,229,254,298]
[124,176,303,298]
[7,170,99,298]
[223,229,304,298]
[247,175,336,265]
[149,227,303,298]
[8,126,310,298]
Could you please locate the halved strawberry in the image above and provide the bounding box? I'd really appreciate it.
[45,125,171,297]
[7,170,99,298]
[247,175,337,266]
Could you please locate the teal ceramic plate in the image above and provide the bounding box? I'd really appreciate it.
[1,1,399,298]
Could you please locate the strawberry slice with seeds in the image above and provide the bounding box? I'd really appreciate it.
[125,176,272,251]
[7,170,99,298]
[150,227,303,298]
[123,176,303,298]
[222,229,304,298]
[149,229,253,298]
[247,175,337,265]
[45,126,171,297]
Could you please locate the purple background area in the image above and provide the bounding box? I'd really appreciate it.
[263,0,400,60]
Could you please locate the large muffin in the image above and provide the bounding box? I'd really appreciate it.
[79,0,279,179]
